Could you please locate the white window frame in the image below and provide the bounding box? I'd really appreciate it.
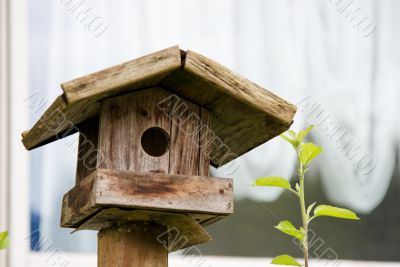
[1,0,31,265]
[0,1,398,266]
[0,0,10,265]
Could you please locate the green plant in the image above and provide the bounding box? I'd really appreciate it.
[254,125,360,267]
[0,231,9,250]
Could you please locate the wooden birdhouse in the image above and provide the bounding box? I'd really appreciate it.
[22,46,296,267]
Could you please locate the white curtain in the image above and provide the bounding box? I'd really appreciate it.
[31,0,399,251]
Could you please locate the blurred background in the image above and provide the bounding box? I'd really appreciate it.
[1,0,399,266]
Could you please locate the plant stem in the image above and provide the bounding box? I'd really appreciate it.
[298,162,309,267]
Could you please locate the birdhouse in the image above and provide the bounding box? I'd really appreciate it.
[22,46,296,266]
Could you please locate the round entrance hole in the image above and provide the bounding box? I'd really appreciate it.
[140,127,170,157]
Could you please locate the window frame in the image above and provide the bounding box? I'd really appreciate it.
[2,0,31,265]
[0,0,10,265]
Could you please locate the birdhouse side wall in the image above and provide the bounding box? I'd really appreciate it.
[75,117,100,184]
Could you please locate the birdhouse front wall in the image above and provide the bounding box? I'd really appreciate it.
[96,87,211,178]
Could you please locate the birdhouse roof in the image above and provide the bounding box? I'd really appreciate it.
[22,46,296,167]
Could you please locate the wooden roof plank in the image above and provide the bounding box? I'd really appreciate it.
[22,95,68,149]
[61,45,182,104]
[184,50,296,125]
[22,97,100,150]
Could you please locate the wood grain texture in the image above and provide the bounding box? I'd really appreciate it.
[209,94,282,166]
[95,168,233,214]
[62,45,181,104]
[98,226,167,267]
[22,97,100,150]
[78,208,212,252]
[184,50,295,123]
[169,97,200,175]
[198,107,211,176]
[21,95,66,149]
[76,117,99,184]
[60,168,233,228]
[61,171,100,227]
[22,46,296,167]
[98,88,171,173]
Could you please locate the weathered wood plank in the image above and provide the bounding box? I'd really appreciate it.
[76,117,99,185]
[60,169,233,228]
[184,50,296,124]
[22,95,67,149]
[61,171,99,227]
[98,225,167,267]
[22,97,100,150]
[77,208,212,252]
[209,95,285,166]
[95,168,233,214]
[62,46,182,104]
[98,88,171,173]
[169,97,200,175]
[199,107,211,176]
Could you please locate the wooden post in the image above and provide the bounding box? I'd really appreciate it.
[98,225,167,267]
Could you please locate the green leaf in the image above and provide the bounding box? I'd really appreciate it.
[271,254,301,266]
[280,134,299,148]
[314,205,360,220]
[0,231,9,250]
[297,125,315,142]
[274,220,304,240]
[299,143,322,166]
[307,202,317,216]
[253,176,291,190]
